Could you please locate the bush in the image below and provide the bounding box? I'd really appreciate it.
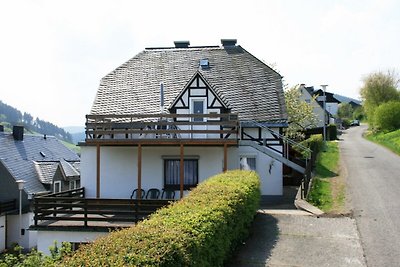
[61,170,261,267]
[374,101,400,132]
[327,124,337,140]
[297,134,323,158]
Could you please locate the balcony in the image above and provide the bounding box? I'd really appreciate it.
[84,113,239,146]
[31,188,173,230]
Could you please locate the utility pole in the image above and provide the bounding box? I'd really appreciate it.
[321,85,328,149]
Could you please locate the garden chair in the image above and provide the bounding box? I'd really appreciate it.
[146,188,160,199]
[161,189,175,200]
[130,188,145,199]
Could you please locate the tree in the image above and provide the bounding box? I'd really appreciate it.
[360,71,400,126]
[337,103,354,119]
[284,85,318,139]
[374,101,400,132]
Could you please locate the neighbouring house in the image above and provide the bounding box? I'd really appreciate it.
[0,126,80,251]
[32,39,309,254]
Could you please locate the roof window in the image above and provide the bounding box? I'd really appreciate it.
[199,59,209,69]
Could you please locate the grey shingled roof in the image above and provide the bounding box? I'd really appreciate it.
[34,162,58,184]
[0,133,80,195]
[91,45,287,124]
[59,159,80,178]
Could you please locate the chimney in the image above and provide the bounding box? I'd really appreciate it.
[13,125,24,141]
[0,125,4,132]
[221,39,237,47]
[174,41,190,48]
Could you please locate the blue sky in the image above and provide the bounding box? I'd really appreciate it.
[1,0,399,126]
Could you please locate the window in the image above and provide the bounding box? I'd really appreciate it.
[69,180,80,190]
[164,159,198,190]
[240,156,256,171]
[192,100,204,122]
[53,181,62,193]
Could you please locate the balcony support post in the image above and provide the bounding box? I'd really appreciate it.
[180,144,184,199]
[96,144,101,198]
[223,144,228,172]
[137,144,142,200]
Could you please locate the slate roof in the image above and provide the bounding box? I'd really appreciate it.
[91,44,287,124]
[0,133,80,195]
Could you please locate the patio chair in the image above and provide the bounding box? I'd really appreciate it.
[146,188,160,199]
[130,188,145,199]
[161,189,176,200]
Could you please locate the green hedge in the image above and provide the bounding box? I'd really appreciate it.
[61,170,260,267]
[296,134,324,158]
[327,124,337,140]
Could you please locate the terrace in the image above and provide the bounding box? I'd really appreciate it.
[31,188,174,231]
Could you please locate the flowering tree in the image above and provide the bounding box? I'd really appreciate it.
[284,85,318,139]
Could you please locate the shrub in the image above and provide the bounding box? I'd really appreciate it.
[327,124,337,140]
[61,170,261,267]
[374,101,400,132]
[297,134,323,158]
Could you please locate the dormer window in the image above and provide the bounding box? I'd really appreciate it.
[199,59,209,69]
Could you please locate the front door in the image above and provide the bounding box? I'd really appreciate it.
[191,99,206,138]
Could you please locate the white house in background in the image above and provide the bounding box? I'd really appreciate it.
[0,126,80,252]
[33,39,308,254]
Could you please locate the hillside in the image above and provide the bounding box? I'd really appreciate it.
[0,99,73,143]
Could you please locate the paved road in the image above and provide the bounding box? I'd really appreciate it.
[340,125,400,267]
[230,212,365,267]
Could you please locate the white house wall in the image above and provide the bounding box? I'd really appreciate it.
[81,146,224,199]
[37,230,106,255]
[0,216,5,252]
[6,212,37,250]
[228,146,283,195]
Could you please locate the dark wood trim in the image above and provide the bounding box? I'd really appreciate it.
[180,144,184,199]
[137,144,142,200]
[96,144,100,198]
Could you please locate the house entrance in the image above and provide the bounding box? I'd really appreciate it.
[190,99,206,138]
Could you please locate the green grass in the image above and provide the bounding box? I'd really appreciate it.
[315,142,339,178]
[307,141,340,212]
[365,129,400,156]
[61,140,80,154]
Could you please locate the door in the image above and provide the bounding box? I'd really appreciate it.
[191,99,206,138]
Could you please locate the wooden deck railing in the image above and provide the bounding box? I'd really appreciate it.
[0,199,17,214]
[33,188,173,227]
[85,113,239,142]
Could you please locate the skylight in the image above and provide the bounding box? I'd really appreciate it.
[199,59,209,69]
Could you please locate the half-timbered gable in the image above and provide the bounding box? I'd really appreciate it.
[170,72,229,117]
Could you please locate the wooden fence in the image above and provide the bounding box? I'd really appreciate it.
[33,188,172,227]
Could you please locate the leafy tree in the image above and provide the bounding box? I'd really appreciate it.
[360,71,400,127]
[23,112,34,125]
[352,106,365,121]
[337,103,354,119]
[374,101,400,132]
[284,85,318,139]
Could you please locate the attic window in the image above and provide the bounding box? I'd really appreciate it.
[199,59,209,69]
[40,152,46,157]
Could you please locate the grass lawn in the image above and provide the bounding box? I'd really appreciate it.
[307,141,345,213]
[61,140,80,154]
[365,129,400,156]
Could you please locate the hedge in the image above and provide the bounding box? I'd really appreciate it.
[60,170,261,267]
[295,134,324,158]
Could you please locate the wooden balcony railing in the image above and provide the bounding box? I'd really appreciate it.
[33,188,173,227]
[85,113,239,143]
[0,199,17,214]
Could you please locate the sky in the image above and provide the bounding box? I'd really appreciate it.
[0,0,399,127]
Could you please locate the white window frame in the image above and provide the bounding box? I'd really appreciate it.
[53,181,62,193]
[239,155,257,171]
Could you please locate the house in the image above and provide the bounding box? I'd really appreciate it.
[0,126,80,251]
[33,39,309,254]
